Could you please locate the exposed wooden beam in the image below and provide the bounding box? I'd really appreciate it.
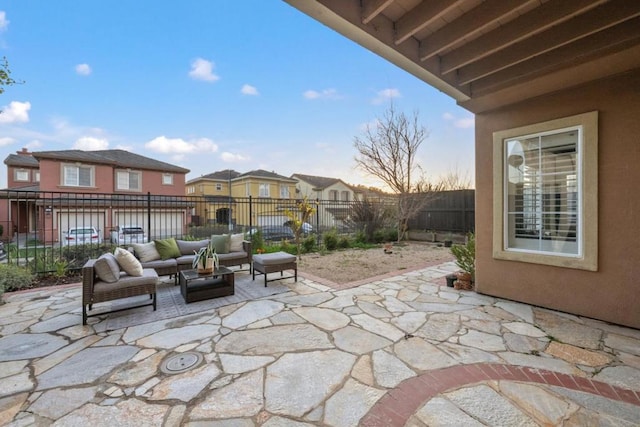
[440,0,607,74]
[460,43,640,113]
[394,0,462,45]
[419,0,536,61]
[470,18,640,95]
[456,1,640,85]
[362,0,395,25]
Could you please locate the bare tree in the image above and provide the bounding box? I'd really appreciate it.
[354,106,442,241]
[438,165,473,190]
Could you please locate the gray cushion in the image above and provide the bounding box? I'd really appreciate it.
[139,259,177,270]
[94,253,121,283]
[176,255,196,266]
[228,233,244,252]
[176,239,209,256]
[253,252,296,266]
[93,269,158,293]
[132,242,161,263]
[210,234,230,254]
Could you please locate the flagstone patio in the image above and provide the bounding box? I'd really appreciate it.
[0,262,639,426]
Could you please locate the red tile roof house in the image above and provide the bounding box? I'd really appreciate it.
[1,148,190,244]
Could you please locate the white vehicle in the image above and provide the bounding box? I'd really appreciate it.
[110,225,147,245]
[63,227,103,246]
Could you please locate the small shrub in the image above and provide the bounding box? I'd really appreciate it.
[302,235,316,253]
[0,263,35,292]
[337,235,351,249]
[250,230,265,254]
[372,229,385,243]
[323,229,339,251]
[385,228,399,242]
[354,230,367,244]
[451,232,475,279]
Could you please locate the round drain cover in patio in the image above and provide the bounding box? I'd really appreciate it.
[160,352,203,375]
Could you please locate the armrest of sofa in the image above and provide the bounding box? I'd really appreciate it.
[242,240,252,262]
[82,259,97,304]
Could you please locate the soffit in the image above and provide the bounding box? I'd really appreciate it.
[284,0,640,113]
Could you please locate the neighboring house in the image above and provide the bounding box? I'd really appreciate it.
[291,173,358,231]
[187,169,297,229]
[288,1,640,329]
[186,170,241,226]
[1,148,190,243]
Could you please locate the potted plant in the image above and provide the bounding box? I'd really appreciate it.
[450,232,475,290]
[443,233,453,247]
[192,241,219,274]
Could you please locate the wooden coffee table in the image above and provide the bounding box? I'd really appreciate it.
[179,267,235,303]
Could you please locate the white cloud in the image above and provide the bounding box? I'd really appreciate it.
[0,137,14,146]
[371,88,401,105]
[221,152,249,163]
[443,112,475,129]
[26,140,42,149]
[0,11,8,31]
[114,144,133,151]
[455,117,475,129]
[75,63,92,76]
[303,88,340,100]
[145,136,218,154]
[0,101,31,124]
[172,154,185,162]
[240,84,259,96]
[188,58,219,82]
[73,136,109,150]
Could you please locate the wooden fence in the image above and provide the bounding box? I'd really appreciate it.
[408,189,475,233]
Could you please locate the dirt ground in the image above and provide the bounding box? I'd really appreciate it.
[297,241,454,285]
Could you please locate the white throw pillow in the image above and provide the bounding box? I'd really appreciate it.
[114,247,144,277]
[229,233,244,252]
[94,253,120,283]
[132,241,161,263]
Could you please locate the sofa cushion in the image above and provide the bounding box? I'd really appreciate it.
[93,268,158,293]
[154,237,181,260]
[176,255,196,266]
[114,247,143,277]
[132,242,161,263]
[176,239,209,256]
[139,258,177,270]
[210,234,230,254]
[94,253,120,283]
[228,233,244,252]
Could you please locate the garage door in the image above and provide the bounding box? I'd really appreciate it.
[257,215,289,227]
[113,210,185,240]
[58,211,106,242]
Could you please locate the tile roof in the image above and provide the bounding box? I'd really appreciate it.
[188,170,241,183]
[237,169,297,182]
[291,173,343,189]
[31,149,189,173]
[4,154,40,167]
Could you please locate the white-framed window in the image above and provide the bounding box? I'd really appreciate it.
[14,169,29,182]
[34,171,40,182]
[162,173,173,185]
[259,183,270,197]
[329,190,338,201]
[280,185,289,199]
[63,164,94,187]
[116,170,141,191]
[493,111,598,271]
[187,186,195,194]
[341,191,350,201]
[216,183,222,191]
[245,182,251,196]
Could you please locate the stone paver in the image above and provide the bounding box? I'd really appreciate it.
[0,261,638,426]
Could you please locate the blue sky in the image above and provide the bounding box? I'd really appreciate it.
[0,1,474,190]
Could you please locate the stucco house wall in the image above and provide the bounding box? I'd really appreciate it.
[475,70,640,329]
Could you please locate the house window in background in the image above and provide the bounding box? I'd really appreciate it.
[216,183,222,191]
[63,164,94,187]
[329,190,338,201]
[493,111,597,271]
[280,185,289,198]
[14,169,29,181]
[187,186,195,194]
[341,191,350,201]
[34,171,40,182]
[259,183,270,197]
[116,170,141,191]
[162,173,173,185]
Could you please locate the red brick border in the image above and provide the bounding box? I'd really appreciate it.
[360,363,640,426]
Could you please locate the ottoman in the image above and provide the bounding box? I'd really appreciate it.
[252,251,297,287]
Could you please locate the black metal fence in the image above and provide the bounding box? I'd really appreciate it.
[0,189,473,274]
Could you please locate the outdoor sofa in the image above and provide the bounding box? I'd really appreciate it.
[130,235,253,282]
